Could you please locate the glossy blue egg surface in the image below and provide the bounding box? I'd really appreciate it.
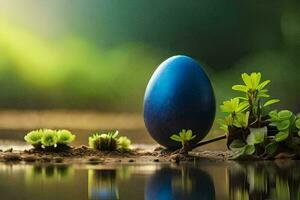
[143,55,216,149]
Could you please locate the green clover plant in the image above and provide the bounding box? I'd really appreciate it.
[88,130,132,152]
[219,72,300,159]
[24,129,76,150]
[170,129,196,153]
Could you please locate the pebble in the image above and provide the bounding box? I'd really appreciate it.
[3,153,21,162]
[40,156,52,162]
[170,154,182,164]
[128,159,135,162]
[22,155,37,162]
[4,148,13,153]
[80,145,89,150]
[87,157,103,164]
[153,158,160,162]
[53,157,64,163]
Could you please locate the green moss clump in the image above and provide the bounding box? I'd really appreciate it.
[89,131,132,152]
[24,129,76,151]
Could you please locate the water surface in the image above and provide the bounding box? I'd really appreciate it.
[1,160,299,200]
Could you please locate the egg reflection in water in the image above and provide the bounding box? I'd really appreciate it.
[145,167,215,200]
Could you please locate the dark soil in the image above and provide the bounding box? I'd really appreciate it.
[0,145,232,164]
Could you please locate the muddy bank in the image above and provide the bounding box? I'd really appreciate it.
[0,146,232,164]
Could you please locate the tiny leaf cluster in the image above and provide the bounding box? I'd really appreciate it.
[88,130,132,152]
[24,129,75,150]
[170,129,196,153]
[219,72,300,159]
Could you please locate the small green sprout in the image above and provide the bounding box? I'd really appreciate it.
[117,136,132,152]
[232,72,279,121]
[170,129,196,153]
[89,130,132,152]
[24,129,76,150]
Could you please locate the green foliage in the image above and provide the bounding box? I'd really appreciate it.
[219,72,300,159]
[170,129,196,152]
[170,129,196,143]
[246,127,267,145]
[220,98,249,114]
[88,130,132,152]
[229,139,255,159]
[24,129,76,150]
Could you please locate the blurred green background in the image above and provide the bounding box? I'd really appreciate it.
[0,0,299,115]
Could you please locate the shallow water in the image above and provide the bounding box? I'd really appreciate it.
[0,112,298,200]
[0,160,300,200]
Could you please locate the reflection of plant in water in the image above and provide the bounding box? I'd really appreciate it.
[25,165,74,183]
[274,177,290,200]
[116,166,133,181]
[231,188,249,200]
[228,161,300,200]
[88,169,119,200]
[171,167,193,194]
[247,166,267,193]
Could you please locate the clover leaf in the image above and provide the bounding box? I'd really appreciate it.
[246,127,267,145]
[275,131,289,142]
[278,110,293,121]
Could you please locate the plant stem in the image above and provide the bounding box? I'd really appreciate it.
[192,135,227,149]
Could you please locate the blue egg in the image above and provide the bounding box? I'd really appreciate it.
[143,55,216,149]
